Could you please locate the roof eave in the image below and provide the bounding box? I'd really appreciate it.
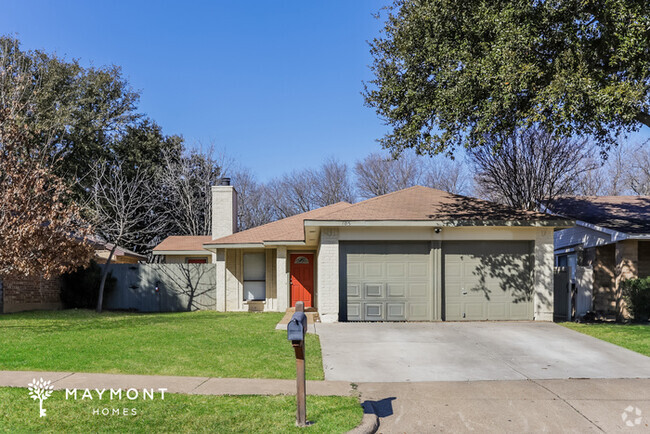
[152,250,211,256]
[304,219,574,228]
[203,243,265,249]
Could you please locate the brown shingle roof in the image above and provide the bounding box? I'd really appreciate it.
[153,235,213,252]
[207,202,351,245]
[548,195,650,234]
[310,186,561,222]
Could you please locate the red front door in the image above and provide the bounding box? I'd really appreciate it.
[290,253,314,308]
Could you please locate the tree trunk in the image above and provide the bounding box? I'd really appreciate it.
[635,111,650,128]
[97,244,118,313]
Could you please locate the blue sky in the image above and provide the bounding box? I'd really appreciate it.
[2,1,648,181]
[2,0,392,180]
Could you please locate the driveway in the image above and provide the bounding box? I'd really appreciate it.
[316,322,650,382]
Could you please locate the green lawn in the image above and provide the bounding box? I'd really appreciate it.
[0,387,362,433]
[0,310,324,380]
[561,322,650,357]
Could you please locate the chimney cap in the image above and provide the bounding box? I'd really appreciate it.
[219,177,231,186]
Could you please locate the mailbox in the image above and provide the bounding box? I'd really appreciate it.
[287,311,307,341]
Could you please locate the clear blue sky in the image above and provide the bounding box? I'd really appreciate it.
[2,0,391,180]
[2,1,648,180]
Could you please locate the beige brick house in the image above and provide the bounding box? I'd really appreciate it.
[550,196,650,319]
[156,181,570,322]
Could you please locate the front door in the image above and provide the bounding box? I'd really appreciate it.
[290,253,314,308]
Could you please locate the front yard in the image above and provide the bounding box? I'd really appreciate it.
[0,388,362,433]
[0,310,324,380]
[561,322,650,357]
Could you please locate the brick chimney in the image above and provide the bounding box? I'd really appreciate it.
[211,178,238,239]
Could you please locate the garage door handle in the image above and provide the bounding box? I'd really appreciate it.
[462,290,467,295]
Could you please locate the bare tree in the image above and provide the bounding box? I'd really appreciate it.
[267,170,317,218]
[313,158,355,206]
[354,152,421,198]
[629,141,650,195]
[421,157,472,195]
[232,169,276,231]
[470,127,595,211]
[88,163,160,312]
[159,147,225,237]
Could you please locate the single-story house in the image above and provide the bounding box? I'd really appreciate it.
[152,236,214,263]
[158,181,570,322]
[549,195,650,319]
[91,240,147,264]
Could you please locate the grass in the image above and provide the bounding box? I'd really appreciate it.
[0,387,362,433]
[0,310,324,380]
[561,322,650,357]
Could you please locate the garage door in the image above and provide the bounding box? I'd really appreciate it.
[340,242,435,321]
[444,241,534,320]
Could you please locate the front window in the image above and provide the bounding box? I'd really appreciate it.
[243,252,266,301]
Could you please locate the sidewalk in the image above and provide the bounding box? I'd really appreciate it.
[0,370,353,396]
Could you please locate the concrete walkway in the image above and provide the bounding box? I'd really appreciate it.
[358,378,650,433]
[3,370,650,431]
[0,370,352,396]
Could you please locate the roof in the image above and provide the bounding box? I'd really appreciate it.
[153,235,213,252]
[206,202,351,246]
[548,195,650,234]
[310,186,562,222]
[208,186,568,246]
[88,237,147,260]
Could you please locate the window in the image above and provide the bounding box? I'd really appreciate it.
[243,252,266,301]
[187,258,207,264]
[294,256,309,264]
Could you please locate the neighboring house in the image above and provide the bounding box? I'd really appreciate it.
[152,236,214,264]
[91,240,147,264]
[1,240,145,314]
[549,196,650,319]
[158,181,569,322]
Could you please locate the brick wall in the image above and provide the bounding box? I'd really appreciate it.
[316,228,339,323]
[639,241,650,278]
[1,274,62,313]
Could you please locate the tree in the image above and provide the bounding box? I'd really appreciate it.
[312,158,356,207]
[365,1,650,157]
[0,106,93,278]
[158,147,225,238]
[354,152,421,198]
[421,157,472,195]
[629,142,650,195]
[1,36,140,188]
[231,170,276,231]
[88,163,160,312]
[470,127,594,210]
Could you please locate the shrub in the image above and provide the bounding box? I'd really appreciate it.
[622,277,650,322]
[61,261,116,309]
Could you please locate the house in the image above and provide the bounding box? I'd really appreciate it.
[549,196,650,319]
[152,236,214,264]
[153,180,570,322]
[91,240,147,264]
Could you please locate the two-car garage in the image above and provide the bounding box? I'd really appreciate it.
[340,240,535,322]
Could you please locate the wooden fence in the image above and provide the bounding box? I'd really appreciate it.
[104,264,216,312]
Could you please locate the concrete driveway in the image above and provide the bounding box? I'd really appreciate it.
[316,322,650,382]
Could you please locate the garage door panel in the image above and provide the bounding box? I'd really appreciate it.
[387,283,406,297]
[444,241,534,321]
[347,302,361,320]
[347,283,361,298]
[342,242,434,321]
[386,303,406,320]
[364,283,384,298]
[364,303,384,321]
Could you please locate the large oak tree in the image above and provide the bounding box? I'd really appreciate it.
[365,0,650,156]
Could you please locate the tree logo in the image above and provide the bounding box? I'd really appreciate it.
[621,406,642,427]
[28,378,54,417]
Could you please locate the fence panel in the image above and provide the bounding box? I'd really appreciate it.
[105,264,216,312]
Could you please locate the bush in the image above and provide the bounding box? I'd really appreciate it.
[622,277,650,322]
[61,261,116,309]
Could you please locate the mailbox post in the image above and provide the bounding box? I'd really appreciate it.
[287,301,307,427]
